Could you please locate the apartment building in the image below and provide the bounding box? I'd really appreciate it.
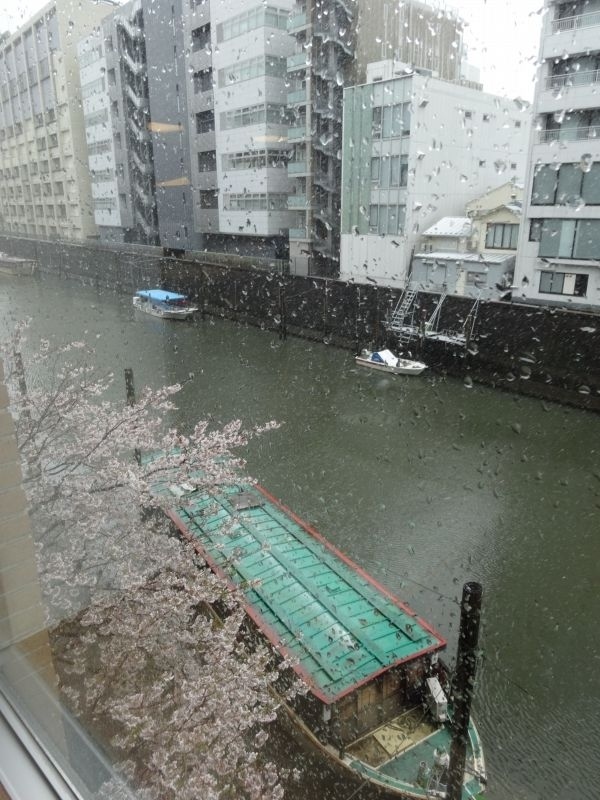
[339,60,530,288]
[514,0,600,309]
[286,0,466,277]
[0,0,112,241]
[77,0,295,254]
[78,0,159,245]
[187,0,295,257]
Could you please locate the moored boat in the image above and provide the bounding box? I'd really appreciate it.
[356,348,427,376]
[153,476,486,799]
[0,253,37,276]
[133,289,198,319]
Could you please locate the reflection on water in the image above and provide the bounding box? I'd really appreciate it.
[1,275,598,800]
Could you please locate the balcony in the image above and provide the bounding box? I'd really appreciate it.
[287,52,311,72]
[289,226,309,239]
[543,11,600,60]
[287,11,308,32]
[288,194,309,209]
[538,124,600,143]
[545,69,600,91]
[287,124,308,142]
[551,10,600,34]
[288,160,308,175]
[287,88,307,105]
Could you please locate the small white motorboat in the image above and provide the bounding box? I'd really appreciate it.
[355,348,427,376]
[133,289,198,320]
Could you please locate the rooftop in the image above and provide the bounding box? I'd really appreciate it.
[423,217,472,237]
[160,480,445,704]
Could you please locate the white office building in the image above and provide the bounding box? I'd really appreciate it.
[514,0,600,309]
[182,0,295,256]
[339,60,530,288]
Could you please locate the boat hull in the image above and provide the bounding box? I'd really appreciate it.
[132,297,197,319]
[355,356,427,376]
[0,257,37,277]
[278,695,486,800]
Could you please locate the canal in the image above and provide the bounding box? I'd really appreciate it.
[1,274,598,800]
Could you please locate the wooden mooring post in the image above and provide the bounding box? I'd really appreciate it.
[446,581,483,800]
[124,368,141,465]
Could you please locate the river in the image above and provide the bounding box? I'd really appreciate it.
[1,274,598,800]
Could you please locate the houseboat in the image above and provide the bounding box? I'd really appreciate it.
[153,477,486,799]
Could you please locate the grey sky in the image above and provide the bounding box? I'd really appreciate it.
[1,0,544,100]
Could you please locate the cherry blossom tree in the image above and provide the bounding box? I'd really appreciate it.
[1,322,290,800]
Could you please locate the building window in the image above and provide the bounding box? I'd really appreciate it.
[195,110,215,133]
[218,56,286,87]
[191,23,211,51]
[217,6,288,42]
[372,103,410,139]
[199,190,218,208]
[532,162,600,205]
[222,193,288,210]
[193,68,213,93]
[220,103,288,129]
[466,271,486,285]
[538,218,600,259]
[368,203,406,234]
[197,150,216,172]
[539,270,588,297]
[529,219,542,241]
[485,223,519,249]
[221,149,287,170]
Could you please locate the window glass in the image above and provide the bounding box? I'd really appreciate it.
[531,164,557,204]
[556,163,583,204]
[582,162,600,203]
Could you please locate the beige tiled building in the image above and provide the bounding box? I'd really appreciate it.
[0,0,112,241]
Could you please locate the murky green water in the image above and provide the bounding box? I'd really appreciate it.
[1,274,598,800]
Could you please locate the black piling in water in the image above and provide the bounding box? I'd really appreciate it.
[124,368,141,465]
[446,581,483,800]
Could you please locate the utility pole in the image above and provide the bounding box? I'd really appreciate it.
[446,581,483,800]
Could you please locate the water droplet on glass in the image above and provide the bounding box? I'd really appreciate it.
[463,376,473,389]
[494,159,507,174]
[578,385,591,395]
[580,153,593,173]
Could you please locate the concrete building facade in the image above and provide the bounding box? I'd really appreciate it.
[0,0,113,241]
[286,0,466,278]
[339,60,530,288]
[514,0,600,309]
[78,0,159,245]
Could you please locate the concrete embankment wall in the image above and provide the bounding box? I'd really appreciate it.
[2,235,600,412]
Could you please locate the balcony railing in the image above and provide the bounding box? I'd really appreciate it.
[287,52,311,71]
[287,124,308,141]
[287,160,307,174]
[545,69,600,90]
[288,194,308,209]
[287,11,307,31]
[538,124,600,143]
[289,227,308,239]
[551,10,600,33]
[287,89,307,105]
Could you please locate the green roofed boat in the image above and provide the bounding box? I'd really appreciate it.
[156,477,487,799]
